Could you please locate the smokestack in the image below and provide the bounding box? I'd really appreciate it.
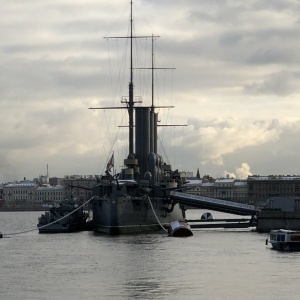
[135,107,150,178]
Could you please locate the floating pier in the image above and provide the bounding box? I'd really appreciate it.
[186,218,257,229]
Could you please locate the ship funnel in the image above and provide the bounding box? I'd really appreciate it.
[135,107,150,178]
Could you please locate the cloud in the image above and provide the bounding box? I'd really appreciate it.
[185,117,284,166]
[244,70,300,96]
[224,163,252,179]
[1,1,300,182]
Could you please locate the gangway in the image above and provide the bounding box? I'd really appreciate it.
[170,191,259,216]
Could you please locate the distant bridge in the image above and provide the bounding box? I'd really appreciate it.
[170,191,259,216]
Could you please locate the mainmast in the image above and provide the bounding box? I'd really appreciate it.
[128,0,134,155]
[151,34,154,113]
[89,1,175,176]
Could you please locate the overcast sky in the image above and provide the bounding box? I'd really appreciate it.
[1,0,300,183]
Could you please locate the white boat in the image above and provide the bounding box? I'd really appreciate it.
[266,229,300,251]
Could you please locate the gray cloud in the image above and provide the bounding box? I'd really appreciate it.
[1,1,300,182]
[244,70,300,96]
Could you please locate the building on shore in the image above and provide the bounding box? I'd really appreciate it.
[2,173,300,209]
[3,181,36,207]
[61,175,97,201]
[1,175,98,209]
[35,185,64,207]
[247,175,300,205]
[0,184,4,207]
[184,174,300,206]
[187,177,249,204]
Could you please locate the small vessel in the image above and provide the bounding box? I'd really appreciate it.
[168,220,193,237]
[37,199,90,233]
[0,231,3,238]
[266,229,300,251]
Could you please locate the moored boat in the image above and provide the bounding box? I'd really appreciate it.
[37,199,90,233]
[266,229,300,251]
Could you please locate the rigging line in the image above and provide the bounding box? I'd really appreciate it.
[103,3,129,38]
[181,127,183,170]
[147,196,168,232]
[108,35,129,138]
[133,2,160,38]
[137,38,151,104]
[106,38,121,131]
[153,37,158,107]
[158,107,171,150]
[173,126,176,167]
[104,110,112,150]
[171,69,174,106]
[100,109,127,175]
[166,70,173,131]
[146,44,152,100]
[113,37,128,127]
[158,134,170,165]
[181,125,184,171]
[106,39,119,125]
[2,197,94,237]
[116,33,129,100]
[132,25,151,100]
[93,110,110,175]
[93,110,108,160]
[116,38,122,98]
[106,39,114,107]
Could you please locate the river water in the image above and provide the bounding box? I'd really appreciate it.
[0,210,299,300]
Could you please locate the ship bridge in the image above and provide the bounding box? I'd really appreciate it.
[170,191,259,216]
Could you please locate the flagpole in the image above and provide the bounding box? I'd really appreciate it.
[106,152,114,174]
[113,151,115,176]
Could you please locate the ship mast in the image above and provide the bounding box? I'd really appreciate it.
[89,1,175,172]
[128,0,134,155]
[151,34,154,113]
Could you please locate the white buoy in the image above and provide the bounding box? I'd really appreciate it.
[201,212,214,220]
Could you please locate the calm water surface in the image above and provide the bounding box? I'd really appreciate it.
[1,210,299,300]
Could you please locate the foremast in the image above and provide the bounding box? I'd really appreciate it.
[128,0,134,156]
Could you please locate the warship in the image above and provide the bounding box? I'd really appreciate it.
[90,1,186,235]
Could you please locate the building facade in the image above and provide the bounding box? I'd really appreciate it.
[3,181,36,207]
[35,185,64,207]
[3,182,64,208]
[2,174,300,208]
[0,185,4,207]
[62,175,97,201]
[247,175,300,205]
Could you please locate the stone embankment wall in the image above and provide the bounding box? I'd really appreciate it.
[257,211,300,232]
[0,207,44,212]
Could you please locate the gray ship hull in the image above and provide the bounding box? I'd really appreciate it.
[92,196,183,235]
